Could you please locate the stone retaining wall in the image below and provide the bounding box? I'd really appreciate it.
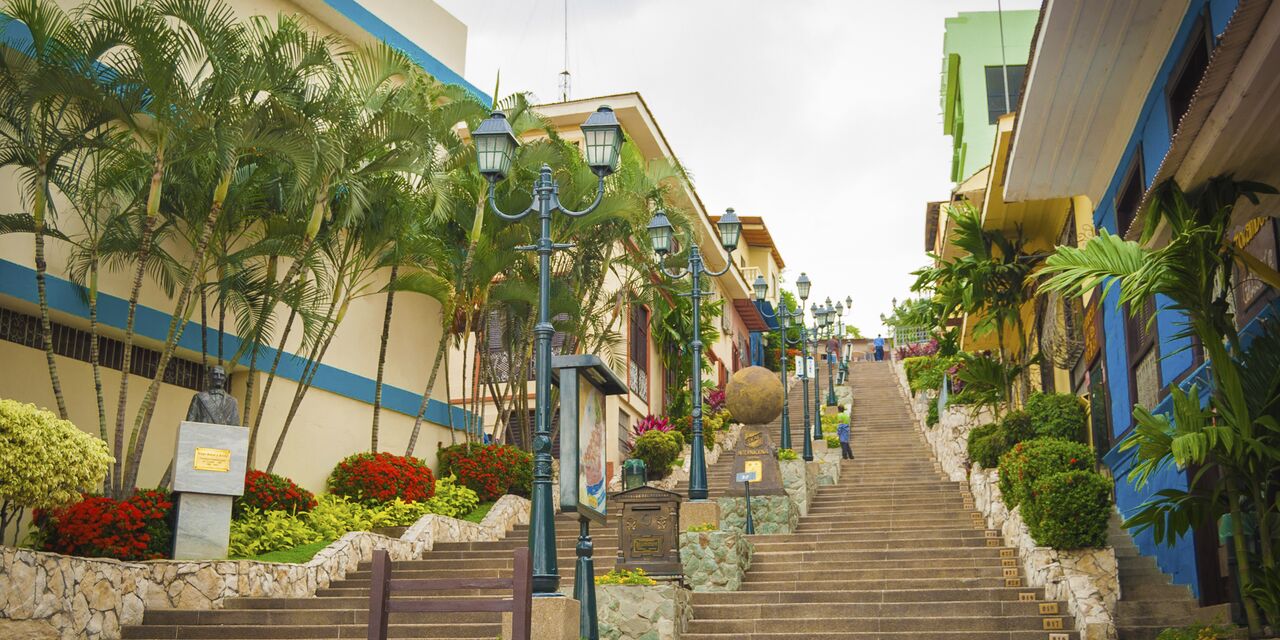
[0,495,531,640]
[716,494,796,534]
[815,442,842,486]
[779,459,818,517]
[680,530,752,592]
[891,361,1119,640]
[596,583,691,640]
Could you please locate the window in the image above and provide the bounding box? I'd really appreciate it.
[1115,149,1145,236]
[618,409,632,456]
[628,305,649,398]
[1167,15,1212,132]
[985,65,1026,124]
[1126,298,1160,411]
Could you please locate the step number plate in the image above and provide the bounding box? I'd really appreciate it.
[1039,602,1060,615]
[1002,568,1019,578]
[1002,558,1018,567]
[1005,577,1022,587]
[1000,549,1015,558]
[1018,592,1037,602]
[1049,634,1071,640]
[1043,617,1064,630]
[986,539,1000,546]
[985,530,999,538]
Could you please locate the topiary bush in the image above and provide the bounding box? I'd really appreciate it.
[0,399,112,540]
[1026,392,1089,443]
[437,443,533,501]
[1023,470,1112,548]
[998,437,1093,509]
[966,423,1004,468]
[328,452,435,505]
[631,430,681,479]
[235,470,316,517]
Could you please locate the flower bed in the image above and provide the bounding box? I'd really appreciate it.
[328,452,435,504]
[436,443,532,501]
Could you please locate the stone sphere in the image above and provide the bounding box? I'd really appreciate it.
[724,366,784,425]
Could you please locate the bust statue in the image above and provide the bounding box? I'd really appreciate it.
[186,366,240,425]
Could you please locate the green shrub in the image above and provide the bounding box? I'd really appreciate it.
[632,431,681,478]
[1023,470,1111,548]
[0,399,112,539]
[825,435,840,448]
[903,356,951,393]
[1001,410,1036,443]
[966,423,1003,468]
[686,523,717,532]
[998,437,1093,509]
[1155,623,1244,640]
[595,568,657,585]
[926,402,939,428]
[228,508,323,557]
[303,495,390,541]
[777,448,798,461]
[1026,392,1088,443]
[421,475,480,519]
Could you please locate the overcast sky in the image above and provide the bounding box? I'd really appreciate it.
[436,0,1042,337]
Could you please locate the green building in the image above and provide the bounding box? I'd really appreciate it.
[941,10,1039,184]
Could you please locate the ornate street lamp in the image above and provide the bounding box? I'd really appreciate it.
[754,275,805,451]
[794,274,814,460]
[826,302,839,406]
[647,207,741,501]
[810,303,826,440]
[475,106,622,599]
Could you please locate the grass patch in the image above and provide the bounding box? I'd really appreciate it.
[236,539,333,564]
[461,501,496,523]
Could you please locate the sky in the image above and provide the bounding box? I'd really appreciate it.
[436,0,1043,337]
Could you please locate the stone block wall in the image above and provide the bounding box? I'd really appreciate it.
[596,583,691,640]
[891,361,1119,640]
[679,530,752,592]
[779,458,818,517]
[0,494,531,640]
[716,494,796,535]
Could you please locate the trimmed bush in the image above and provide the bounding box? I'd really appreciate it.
[328,452,435,505]
[437,443,533,501]
[1026,392,1088,443]
[235,470,316,517]
[0,399,112,539]
[966,423,1003,468]
[1001,410,1036,443]
[1023,470,1112,549]
[998,437,1093,509]
[631,430,681,478]
[34,489,173,561]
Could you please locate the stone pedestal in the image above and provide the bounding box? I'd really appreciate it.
[171,421,249,560]
[173,493,234,560]
[503,596,580,640]
[596,583,690,639]
[680,530,752,591]
[679,501,720,532]
[716,495,797,534]
[779,459,818,517]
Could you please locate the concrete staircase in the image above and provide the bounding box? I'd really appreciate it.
[122,504,619,638]
[1109,516,1234,639]
[683,361,1080,639]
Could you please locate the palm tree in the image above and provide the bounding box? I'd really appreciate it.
[0,0,112,419]
[1039,176,1280,636]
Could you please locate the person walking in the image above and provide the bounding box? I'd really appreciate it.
[873,334,885,361]
[837,406,854,460]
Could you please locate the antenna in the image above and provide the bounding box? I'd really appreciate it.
[559,0,571,102]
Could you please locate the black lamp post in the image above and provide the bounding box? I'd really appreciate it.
[753,275,805,450]
[826,302,839,406]
[647,208,742,501]
[810,303,825,441]
[474,106,623,596]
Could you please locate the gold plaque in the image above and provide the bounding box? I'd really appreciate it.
[1002,559,1017,567]
[192,447,232,472]
[1005,577,1022,587]
[1018,592,1037,602]
[1039,602,1060,615]
[1043,617,1064,630]
[1000,549,1015,558]
[743,460,763,482]
[1002,568,1019,578]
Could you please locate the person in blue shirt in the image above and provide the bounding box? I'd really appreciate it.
[836,404,853,460]
[873,334,885,361]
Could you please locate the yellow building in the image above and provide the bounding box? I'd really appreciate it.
[0,0,485,496]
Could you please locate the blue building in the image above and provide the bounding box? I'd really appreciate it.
[1004,0,1280,606]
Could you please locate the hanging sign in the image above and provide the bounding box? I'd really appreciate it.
[553,354,628,525]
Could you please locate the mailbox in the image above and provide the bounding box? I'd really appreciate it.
[614,485,682,577]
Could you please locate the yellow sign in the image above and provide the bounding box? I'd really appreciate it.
[193,447,232,472]
[743,460,762,482]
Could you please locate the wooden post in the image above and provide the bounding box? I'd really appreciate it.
[367,549,391,640]
[511,547,533,640]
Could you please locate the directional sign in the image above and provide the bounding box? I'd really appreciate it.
[736,472,755,483]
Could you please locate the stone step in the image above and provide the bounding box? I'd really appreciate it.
[691,587,1051,604]
[684,614,1076,634]
[742,566,1012,581]
[690,599,1065,618]
[680,631,1078,640]
[121,622,501,638]
[737,576,1029,591]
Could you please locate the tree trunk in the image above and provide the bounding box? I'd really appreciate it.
[444,347,456,446]
[32,179,68,419]
[120,200,220,493]
[404,329,450,456]
[371,264,398,451]
[199,281,208,370]
[248,298,300,467]
[1226,478,1264,636]
[88,264,109,492]
[266,298,345,472]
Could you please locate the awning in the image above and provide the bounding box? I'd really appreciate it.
[732,299,771,332]
[753,300,781,331]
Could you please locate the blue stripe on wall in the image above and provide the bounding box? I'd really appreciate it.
[0,259,476,431]
[321,0,491,104]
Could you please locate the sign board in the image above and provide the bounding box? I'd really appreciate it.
[613,486,682,576]
[806,356,816,379]
[552,354,627,525]
[794,355,805,378]
[736,471,756,483]
[732,427,786,495]
[172,421,249,496]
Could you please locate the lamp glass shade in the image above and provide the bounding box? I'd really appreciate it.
[717,208,741,251]
[846,296,852,308]
[473,112,518,181]
[580,106,624,176]
[646,211,674,256]
[796,273,811,301]
[753,275,768,301]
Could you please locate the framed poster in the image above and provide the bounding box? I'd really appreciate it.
[578,381,608,521]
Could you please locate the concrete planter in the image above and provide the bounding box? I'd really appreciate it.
[679,531,752,592]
